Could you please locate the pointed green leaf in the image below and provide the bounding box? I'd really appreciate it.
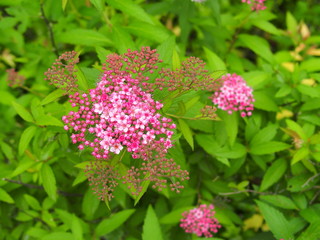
[260,195,297,210]
[24,194,41,210]
[256,200,294,239]
[0,188,14,204]
[260,158,287,191]
[36,115,63,127]
[250,141,290,155]
[178,119,194,150]
[62,0,68,11]
[40,164,57,201]
[142,205,163,240]
[105,0,154,24]
[160,207,193,224]
[82,188,100,219]
[71,214,83,240]
[96,209,135,236]
[41,89,65,105]
[19,126,37,156]
[238,34,274,63]
[204,47,226,71]
[12,101,34,123]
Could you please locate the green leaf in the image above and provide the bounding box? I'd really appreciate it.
[292,147,309,165]
[42,232,74,240]
[252,20,282,35]
[126,21,171,43]
[18,126,37,156]
[301,98,320,111]
[105,0,154,24]
[250,124,278,145]
[178,119,194,150]
[157,36,175,65]
[0,188,14,204]
[56,29,113,47]
[297,85,320,98]
[238,34,274,63]
[219,111,238,146]
[0,90,15,105]
[71,214,83,240]
[297,223,320,240]
[300,58,320,72]
[72,170,87,186]
[112,25,136,54]
[204,47,226,71]
[41,89,65,105]
[12,101,34,123]
[260,158,287,191]
[74,65,89,91]
[286,11,298,36]
[286,119,307,140]
[172,49,181,70]
[40,164,57,201]
[250,141,290,155]
[82,188,100,220]
[62,0,68,11]
[253,90,278,111]
[256,200,294,239]
[24,194,41,210]
[260,195,297,209]
[90,0,104,12]
[300,205,320,223]
[134,176,150,206]
[160,207,192,224]
[142,205,163,240]
[11,156,37,177]
[96,209,135,236]
[35,115,63,127]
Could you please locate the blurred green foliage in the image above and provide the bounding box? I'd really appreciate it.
[1,0,320,239]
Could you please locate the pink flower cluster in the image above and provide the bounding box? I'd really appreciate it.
[62,70,175,160]
[242,0,267,11]
[180,204,221,238]
[211,73,254,117]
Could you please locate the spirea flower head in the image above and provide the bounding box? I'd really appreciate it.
[62,70,175,160]
[62,69,189,199]
[180,204,221,238]
[242,0,267,11]
[211,73,254,117]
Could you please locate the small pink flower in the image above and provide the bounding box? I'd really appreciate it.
[242,0,267,11]
[180,204,221,238]
[211,73,254,117]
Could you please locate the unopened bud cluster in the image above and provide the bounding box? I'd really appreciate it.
[44,51,79,94]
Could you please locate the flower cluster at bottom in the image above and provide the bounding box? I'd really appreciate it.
[180,204,221,238]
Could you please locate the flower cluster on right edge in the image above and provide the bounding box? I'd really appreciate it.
[180,204,221,238]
